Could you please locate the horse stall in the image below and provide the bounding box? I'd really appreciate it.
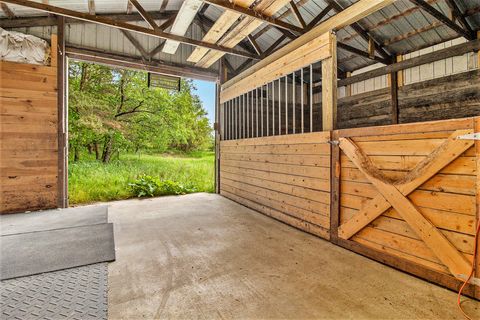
[218,29,480,299]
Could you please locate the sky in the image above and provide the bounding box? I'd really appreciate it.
[192,80,216,125]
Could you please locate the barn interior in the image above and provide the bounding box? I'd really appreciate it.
[0,0,479,318]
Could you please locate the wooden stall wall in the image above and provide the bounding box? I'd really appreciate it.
[332,117,479,299]
[0,61,58,213]
[337,69,480,129]
[220,132,331,239]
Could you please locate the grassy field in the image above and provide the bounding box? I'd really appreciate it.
[68,151,215,205]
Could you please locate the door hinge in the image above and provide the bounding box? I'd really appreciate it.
[456,133,480,140]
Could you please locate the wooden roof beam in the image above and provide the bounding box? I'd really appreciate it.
[222,0,396,89]
[0,11,177,28]
[337,42,389,64]
[247,35,263,55]
[410,0,475,40]
[129,0,160,30]
[325,0,393,62]
[306,4,333,30]
[1,0,259,60]
[66,45,219,81]
[204,0,304,34]
[162,0,203,54]
[120,29,150,60]
[290,0,307,28]
[444,0,473,34]
[194,12,259,58]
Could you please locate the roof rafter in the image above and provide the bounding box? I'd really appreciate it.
[162,0,203,54]
[129,0,160,30]
[325,0,393,62]
[66,45,218,81]
[120,29,150,60]
[247,35,263,55]
[306,4,332,30]
[409,0,475,40]
[337,42,389,64]
[444,0,473,34]
[194,12,259,58]
[0,10,177,28]
[203,0,304,33]
[0,0,260,60]
[289,0,307,28]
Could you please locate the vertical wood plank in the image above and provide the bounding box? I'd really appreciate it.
[345,71,352,96]
[50,34,58,67]
[396,54,404,87]
[390,70,399,124]
[321,32,337,131]
[330,130,340,243]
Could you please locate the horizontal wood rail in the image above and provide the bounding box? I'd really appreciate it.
[338,38,480,87]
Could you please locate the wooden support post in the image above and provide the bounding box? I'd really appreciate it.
[396,54,404,87]
[390,70,399,124]
[321,31,337,131]
[56,16,68,208]
[330,129,340,243]
[215,60,227,194]
[345,71,351,96]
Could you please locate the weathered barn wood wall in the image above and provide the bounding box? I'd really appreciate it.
[337,69,480,129]
[0,61,58,213]
[219,132,331,239]
[332,117,479,299]
[347,37,478,96]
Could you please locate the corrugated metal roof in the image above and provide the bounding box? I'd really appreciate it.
[1,0,479,74]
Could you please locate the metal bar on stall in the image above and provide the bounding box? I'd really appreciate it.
[266,84,269,136]
[245,92,250,138]
[283,77,286,135]
[243,93,246,139]
[251,90,254,138]
[292,72,295,134]
[309,64,313,133]
[301,68,304,133]
[255,88,259,137]
[261,86,264,137]
[272,80,275,135]
[278,78,281,135]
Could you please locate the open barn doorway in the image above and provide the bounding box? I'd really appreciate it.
[67,59,216,205]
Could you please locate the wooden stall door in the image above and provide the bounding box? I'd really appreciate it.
[0,61,58,213]
[220,132,331,239]
[332,117,479,299]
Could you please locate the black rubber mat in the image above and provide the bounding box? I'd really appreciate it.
[1,263,108,320]
[0,205,108,236]
[0,223,115,280]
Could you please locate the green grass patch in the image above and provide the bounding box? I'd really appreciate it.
[68,151,214,205]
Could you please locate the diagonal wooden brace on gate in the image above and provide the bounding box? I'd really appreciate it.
[337,130,474,277]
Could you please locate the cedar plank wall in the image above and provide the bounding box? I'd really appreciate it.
[220,132,331,239]
[337,69,480,129]
[0,61,58,213]
[334,117,478,298]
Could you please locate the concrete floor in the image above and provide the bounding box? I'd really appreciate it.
[105,193,479,319]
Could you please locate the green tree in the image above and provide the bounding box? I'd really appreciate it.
[68,61,213,162]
